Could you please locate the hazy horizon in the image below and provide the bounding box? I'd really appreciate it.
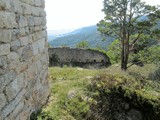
[45,0,160,31]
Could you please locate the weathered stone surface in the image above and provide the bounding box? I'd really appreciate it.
[38,38,45,53]
[39,8,46,16]
[0,12,17,29]
[0,0,11,11]
[0,56,8,75]
[18,15,28,28]
[49,48,111,68]
[34,0,42,7]
[11,0,22,14]
[10,40,21,51]
[0,71,17,92]
[2,89,25,117]
[31,6,40,16]
[22,3,32,15]
[5,73,25,101]
[0,93,7,111]
[19,36,29,46]
[0,44,10,56]
[20,45,33,61]
[34,17,43,26]
[0,29,12,43]
[28,16,35,27]
[40,0,45,8]
[7,52,20,69]
[19,0,33,5]
[8,102,24,120]
[0,0,49,119]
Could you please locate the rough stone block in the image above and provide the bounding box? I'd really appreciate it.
[31,6,40,16]
[0,12,17,29]
[8,102,24,120]
[0,44,10,56]
[0,0,11,10]
[35,0,42,7]
[12,29,20,40]
[2,89,25,117]
[34,17,43,26]
[22,3,32,15]
[0,29,12,43]
[20,36,29,46]
[32,31,43,41]
[41,0,45,8]
[7,52,20,69]
[28,16,35,27]
[19,28,26,37]
[10,40,21,52]
[19,0,34,5]
[0,71,17,92]
[0,56,8,75]
[38,38,45,53]
[39,8,46,17]
[32,41,39,55]
[5,73,25,101]
[42,17,46,26]
[18,15,28,28]
[20,45,33,62]
[0,93,7,111]
[34,26,42,32]
[11,0,22,14]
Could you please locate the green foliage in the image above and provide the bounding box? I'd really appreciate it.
[37,67,99,120]
[98,0,160,70]
[37,66,160,120]
[65,95,90,120]
[106,39,121,64]
[137,45,160,64]
[106,33,159,64]
[76,41,89,48]
[90,70,160,119]
[149,63,160,81]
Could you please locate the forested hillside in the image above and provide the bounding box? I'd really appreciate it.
[48,25,115,49]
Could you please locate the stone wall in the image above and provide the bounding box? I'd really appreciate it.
[49,47,111,68]
[0,0,49,119]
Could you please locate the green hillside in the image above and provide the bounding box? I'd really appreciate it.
[37,65,160,120]
[49,25,115,49]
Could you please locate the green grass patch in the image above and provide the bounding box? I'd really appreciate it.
[37,65,160,120]
[37,67,100,120]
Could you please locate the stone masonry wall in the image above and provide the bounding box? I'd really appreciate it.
[49,48,111,68]
[0,0,49,119]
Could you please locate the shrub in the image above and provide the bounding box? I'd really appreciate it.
[149,63,160,81]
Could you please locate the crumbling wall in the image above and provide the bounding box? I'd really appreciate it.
[49,48,111,68]
[0,0,49,119]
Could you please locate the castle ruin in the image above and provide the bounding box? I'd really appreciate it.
[49,47,111,69]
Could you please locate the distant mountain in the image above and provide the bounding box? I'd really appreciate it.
[48,25,115,49]
[48,29,76,42]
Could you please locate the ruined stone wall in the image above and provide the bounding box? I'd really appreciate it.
[0,0,49,119]
[49,48,111,68]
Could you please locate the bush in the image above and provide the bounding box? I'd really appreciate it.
[65,95,90,120]
[149,63,160,81]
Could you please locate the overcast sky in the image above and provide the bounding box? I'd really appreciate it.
[45,0,160,30]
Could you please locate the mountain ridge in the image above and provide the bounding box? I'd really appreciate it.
[48,25,115,49]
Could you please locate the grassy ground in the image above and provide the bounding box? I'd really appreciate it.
[37,65,160,120]
[37,67,101,120]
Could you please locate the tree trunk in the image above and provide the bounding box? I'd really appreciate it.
[121,39,129,71]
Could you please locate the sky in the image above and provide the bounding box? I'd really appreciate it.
[45,0,160,31]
